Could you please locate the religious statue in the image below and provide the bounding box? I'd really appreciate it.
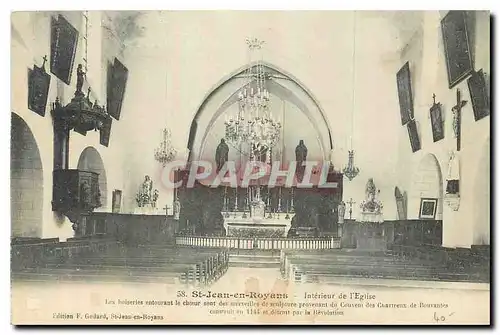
[359,178,384,223]
[215,138,229,172]
[446,151,460,195]
[143,175,153,201]
[173,197,181,220]
[365,178,377,202]
[76,64,85,94]
[152,189,159,208]
[136,175,153,207]
[338,201,346,224]
[295,140,308,182]
[295,140,308,165]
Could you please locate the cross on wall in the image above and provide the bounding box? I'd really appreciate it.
[452,89,467,152]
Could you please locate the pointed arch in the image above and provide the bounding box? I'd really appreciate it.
[187,61,334,163]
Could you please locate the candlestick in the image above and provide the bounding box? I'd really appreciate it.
[234,188,238,212]
[278,187,282,213]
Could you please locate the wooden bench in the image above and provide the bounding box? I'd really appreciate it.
[12,242,229,287]
[388,244,490,282]
[280,249,488,284]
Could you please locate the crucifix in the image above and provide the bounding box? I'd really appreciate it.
[346,198,356,219]
[452,89,467,152]
[163,205,170,217]
[41,55,47,70]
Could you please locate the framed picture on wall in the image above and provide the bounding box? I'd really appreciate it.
[100,114,113,147]
[112,190,122,213]
[467,69,490,121]
[27,62,51,117]
[440,10,474,89]
[50,14,79,85]
[396,61,414,125]
[407,119,421,153]
[419,198,438,219]
[107,58,129,121]
[429,101,445,142]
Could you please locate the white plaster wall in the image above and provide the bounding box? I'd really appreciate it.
[395,11,490,247]
[11,11,129,239]
[12,11,489,245]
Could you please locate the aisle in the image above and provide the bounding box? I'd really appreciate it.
[210,267,284,292]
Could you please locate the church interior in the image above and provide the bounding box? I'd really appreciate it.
[11,11,490,287]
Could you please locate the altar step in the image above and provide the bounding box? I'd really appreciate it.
[229,251,280,268]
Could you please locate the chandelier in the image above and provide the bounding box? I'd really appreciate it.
[224,38,281,161]
[154,128,177,166]
[343,12,360,182]
[343,150,360,181]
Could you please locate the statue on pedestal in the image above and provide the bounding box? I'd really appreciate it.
[173,197,180,220]
[359,178,384,223]
[295,140,308,182]
[338,201,346,224]
[215,138,229,173]
[152,189,159,208]
[295,140,308,165]
[76,64,85,95]
[136,175,154,207]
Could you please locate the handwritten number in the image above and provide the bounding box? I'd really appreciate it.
[434,312,455,322]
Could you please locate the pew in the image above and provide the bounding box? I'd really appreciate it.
[388,243,490,282]
[12,237,229,287]
[280,248,489,284]
[11,236,119,271]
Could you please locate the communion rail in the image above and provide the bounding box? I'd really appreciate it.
[175,236,341,250]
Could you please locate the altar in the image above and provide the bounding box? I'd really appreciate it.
[222,191,292,237]
[223,211,292,237]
